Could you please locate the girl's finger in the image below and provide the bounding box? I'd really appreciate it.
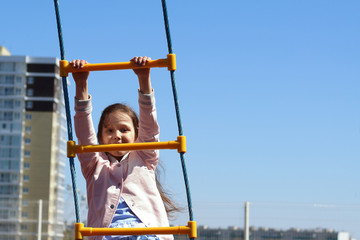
[80,60,87,68]
[132,56,139,64]
[75,59,81,68]
[131,56,151,66]
[138,57,145,65]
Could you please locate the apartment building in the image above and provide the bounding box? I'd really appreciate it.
[173,226,351,240]
[0,46,67,240]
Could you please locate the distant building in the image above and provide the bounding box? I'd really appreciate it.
[0,46,67,240]
[173,226,351,240]
[249,227,349,240]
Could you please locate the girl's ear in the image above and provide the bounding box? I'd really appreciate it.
[135,127,139,140]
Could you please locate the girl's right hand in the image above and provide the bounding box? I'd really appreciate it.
[71,59,90,100]
[70,59,90,83]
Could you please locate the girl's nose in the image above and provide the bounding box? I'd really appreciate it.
[114,130,122,140]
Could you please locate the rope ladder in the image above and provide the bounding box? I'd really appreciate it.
[53,0,196,239]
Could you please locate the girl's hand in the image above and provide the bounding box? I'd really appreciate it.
[70,59,90,100]
[70,59,90,84]
[131,56,151,78]
[131,56,152,94]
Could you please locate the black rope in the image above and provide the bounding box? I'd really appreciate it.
[53,0,81,223]
[161,3,195,239]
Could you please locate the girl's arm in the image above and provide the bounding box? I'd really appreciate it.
[131,56,152,94]
[71,60,99,178]
[131,56,159,169]
[70,59,90,100]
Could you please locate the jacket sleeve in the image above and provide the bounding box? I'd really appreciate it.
[136,90,160,170]
[73,96,100,178]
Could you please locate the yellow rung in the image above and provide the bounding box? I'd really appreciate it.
[67,136,186,158]
[75,221,197,240]
[60,54,176,77]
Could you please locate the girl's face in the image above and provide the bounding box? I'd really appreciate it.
[100,110,136,159]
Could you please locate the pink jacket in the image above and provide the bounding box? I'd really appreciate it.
[74,91,173,240]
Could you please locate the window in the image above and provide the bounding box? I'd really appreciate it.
[21,212,28,218]
[23,175,29,182]
[21,224,27,230]
[0,209,8,218]
[5,76,14,84]
[25,126,31,133]
[14,100,21,108]
[0,136,9,145]
[0,63,15,71]
[27,77,34,84]
[13,112,20,120]
[23,163,30,169]
[25,101,33,109]
[15,88,22,95]
[1,112,12,121]
[11,136,21,145]
[10,160,20,170]
[22,188,29,194]
[11,174,18,181]
[0,173,10,182]
[0,87,14,95]
[16,76,22,84]
[25,138,31,144]
[12,123,21,132]
[25,114,32,120]
[0,100,13,108]
[10,210,17,218]
[24,151,30,157]
[22,200,28,207]
[10,149,20,158]
[0,149,10,158]
[26,89,33,96]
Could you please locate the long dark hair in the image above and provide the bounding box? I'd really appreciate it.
[97,103,180,217]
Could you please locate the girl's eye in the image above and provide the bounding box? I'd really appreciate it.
[121,128,128,132]
[107,129,113,133]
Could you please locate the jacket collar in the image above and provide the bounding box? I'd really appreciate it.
[106,152,130,164]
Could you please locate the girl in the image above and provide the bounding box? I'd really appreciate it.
[71,57,174,240]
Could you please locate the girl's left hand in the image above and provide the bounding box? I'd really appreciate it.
[131,56,151,78]
[70,59,90,84]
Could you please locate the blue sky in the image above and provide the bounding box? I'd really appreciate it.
[2,0,360,238]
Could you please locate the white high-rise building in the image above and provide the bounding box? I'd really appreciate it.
[0,46,67,240]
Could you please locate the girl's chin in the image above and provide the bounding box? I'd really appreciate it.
[108,151,128,159]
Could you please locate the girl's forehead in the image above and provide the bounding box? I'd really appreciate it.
[103,111,133,124]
